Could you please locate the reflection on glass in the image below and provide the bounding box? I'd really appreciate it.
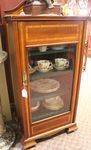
[28,44,76,122]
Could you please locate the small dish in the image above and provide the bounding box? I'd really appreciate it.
[0,51,7,64]
[54,64,69,70]
[29,65,38,74]
[31,101,40,113]
[37,67,52,73]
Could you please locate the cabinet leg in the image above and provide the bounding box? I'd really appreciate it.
[66,123,78,134]
[24,140,37,149]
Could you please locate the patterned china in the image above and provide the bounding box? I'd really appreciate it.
[37,60,53,72]
[29,65,38,74]
[54,58,69,70]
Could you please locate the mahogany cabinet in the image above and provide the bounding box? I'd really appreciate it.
[5,7,88,149]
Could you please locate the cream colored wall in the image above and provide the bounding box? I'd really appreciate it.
[0,34,11,121]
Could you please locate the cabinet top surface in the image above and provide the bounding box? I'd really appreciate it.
[4,15,90,22]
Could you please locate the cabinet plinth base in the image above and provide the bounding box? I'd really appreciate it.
[23,123,77,149]
[24,140,37,150]
[66,123,78,133]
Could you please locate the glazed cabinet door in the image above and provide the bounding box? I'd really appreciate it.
[28,44,76,123]
[18,20,83,136]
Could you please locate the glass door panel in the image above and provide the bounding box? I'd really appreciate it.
[28,44,76,123]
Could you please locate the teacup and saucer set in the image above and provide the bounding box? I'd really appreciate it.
[54,58,69,70]
[37,60,53,73]
[29,58,69,74]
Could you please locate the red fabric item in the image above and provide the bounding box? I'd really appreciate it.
[0,0,24,16]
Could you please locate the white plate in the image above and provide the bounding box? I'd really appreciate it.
[51,45,66,50]
[31,78,60,93]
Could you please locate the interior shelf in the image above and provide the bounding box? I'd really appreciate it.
[31,93,71,122]
[30,68,73,81]
[28,46,75,57]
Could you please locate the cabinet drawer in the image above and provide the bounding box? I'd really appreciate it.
[31,113,71,135]
[25,21,83,46]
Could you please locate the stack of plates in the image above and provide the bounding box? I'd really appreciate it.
[43,96,64,111]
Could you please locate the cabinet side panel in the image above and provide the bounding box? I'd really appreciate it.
[6,22,23,125]
[70,21,84,122]
[72,21,87,122]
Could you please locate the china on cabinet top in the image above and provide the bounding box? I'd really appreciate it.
[4,0,90,22]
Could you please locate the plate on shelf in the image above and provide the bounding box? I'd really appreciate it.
[42,96,64,110]
[51,45,66,50]
[31,78,60,93]
[29,65,38,74]
[31,100,40,112]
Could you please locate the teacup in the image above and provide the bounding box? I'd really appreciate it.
[55,58,69,68]
[39,46,47,52]
[37,60,53,72]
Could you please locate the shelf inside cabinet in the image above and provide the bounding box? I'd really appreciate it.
[28,46,76,57]
[31,93,71,122]
[30,69,73,81]
[30,70,73,100]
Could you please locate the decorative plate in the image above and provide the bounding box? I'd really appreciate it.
[51,45,66,50]
[31,78,60,93]
[29,65,38,74]
[31,100,40,112]
[42,96,64,110]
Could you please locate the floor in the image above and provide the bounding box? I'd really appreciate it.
[13,58,91,150]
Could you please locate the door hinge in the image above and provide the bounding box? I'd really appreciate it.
[22,71,27,86]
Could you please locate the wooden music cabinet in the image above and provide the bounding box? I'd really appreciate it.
[4,6,88,149]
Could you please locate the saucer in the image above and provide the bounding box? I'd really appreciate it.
[37,67,52,73]
[54,64,69,70]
